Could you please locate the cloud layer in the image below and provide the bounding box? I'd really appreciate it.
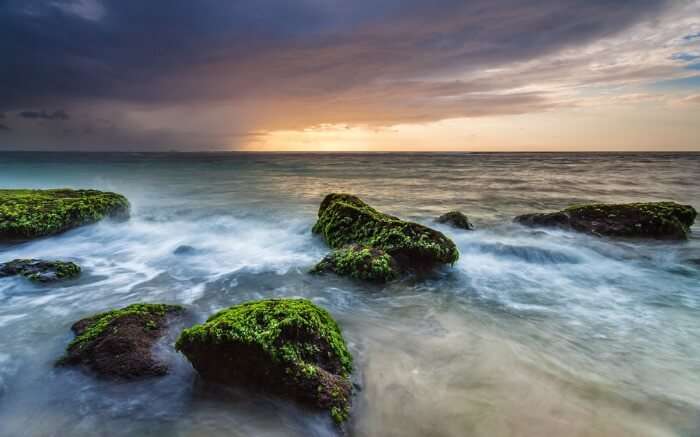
[1,0,699,149]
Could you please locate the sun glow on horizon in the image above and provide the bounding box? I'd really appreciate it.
[242,98,700,152]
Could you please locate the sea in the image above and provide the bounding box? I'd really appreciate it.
[0,152,698,437]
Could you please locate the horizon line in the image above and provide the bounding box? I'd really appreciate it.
[0,149,699,154]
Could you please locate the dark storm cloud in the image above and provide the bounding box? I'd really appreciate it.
[0,0,672,107]
[0,124,9,131]
[0,0,685,148]
[17,110,70,120]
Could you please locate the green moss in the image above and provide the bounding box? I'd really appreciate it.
[0,189,130,241]
[23,260,80,282]
[176,298,352,376]
[176,298,353,422]
[68,303,183,352]
[54,261,81,279]
[330,405,350,424]
[312,194,459,277]
[565,201,696,238]
[565,201,693,221]
[312,245,399,282]
[0,259,81,282]
[517,201,697,240]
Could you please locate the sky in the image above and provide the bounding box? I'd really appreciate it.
[1,0,699,152]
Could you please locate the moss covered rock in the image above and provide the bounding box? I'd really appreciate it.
[0,189,130,242]
[311,244,399,282]
[176,298,353,423]
[57,303,184,379]
[0,259,80,282]
[312,193,459,281]
[514,202,697,240]
[436,210,474,230]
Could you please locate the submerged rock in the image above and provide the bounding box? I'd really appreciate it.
[0,259,80,282]
[57,303,184,379]
[311,193,459,281]
[173,245,197,255]
[436,210,474,230]
[514,202,697,240]
[176,298,353,424]
[0,189,130,242]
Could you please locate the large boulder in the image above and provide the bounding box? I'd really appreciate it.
[311,193,459,281]
[176,298,353,424]
[0,189,130,242]
[0,259,80,282]
[57,303,184,379]
[514,202,696,240]
[436,210,474,230]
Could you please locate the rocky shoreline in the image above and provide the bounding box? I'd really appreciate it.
[0,188,697,427]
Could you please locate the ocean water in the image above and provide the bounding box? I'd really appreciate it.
[0,152,699,437]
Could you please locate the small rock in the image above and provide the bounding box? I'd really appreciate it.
[173,245,197,255]
[56,303,184,379]
[436,211,474,230]
[0,259,80,282]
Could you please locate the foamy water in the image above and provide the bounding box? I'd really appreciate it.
[0,152,698,436]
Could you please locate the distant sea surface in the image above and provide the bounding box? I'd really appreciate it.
[0,152,699,437]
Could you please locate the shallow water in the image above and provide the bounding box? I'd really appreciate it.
[0,152,699,437]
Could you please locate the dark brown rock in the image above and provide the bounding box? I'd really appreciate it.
[57,303,184,379]
[436,210,474,230]
[515,202,696,240]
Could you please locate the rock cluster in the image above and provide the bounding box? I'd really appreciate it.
[312,193,459,281]
[4,188,697,428]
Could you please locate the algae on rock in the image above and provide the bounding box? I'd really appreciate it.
[514,201,696,240]
[0,259,80,282]
[176,298,353,423]
[0,189,130,242]
[311,193,459,281]
[57,303,184,379]
[312,244,399,282]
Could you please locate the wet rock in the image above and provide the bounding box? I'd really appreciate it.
[311,193,459,281]
[173,245,197,255]
[0,189,130,242]
[514,202,696,240]
[0,259,80,282]
[436,210,474,230]
[311,244,399,282]
[57,303,184,379]
[176,298,353,424]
